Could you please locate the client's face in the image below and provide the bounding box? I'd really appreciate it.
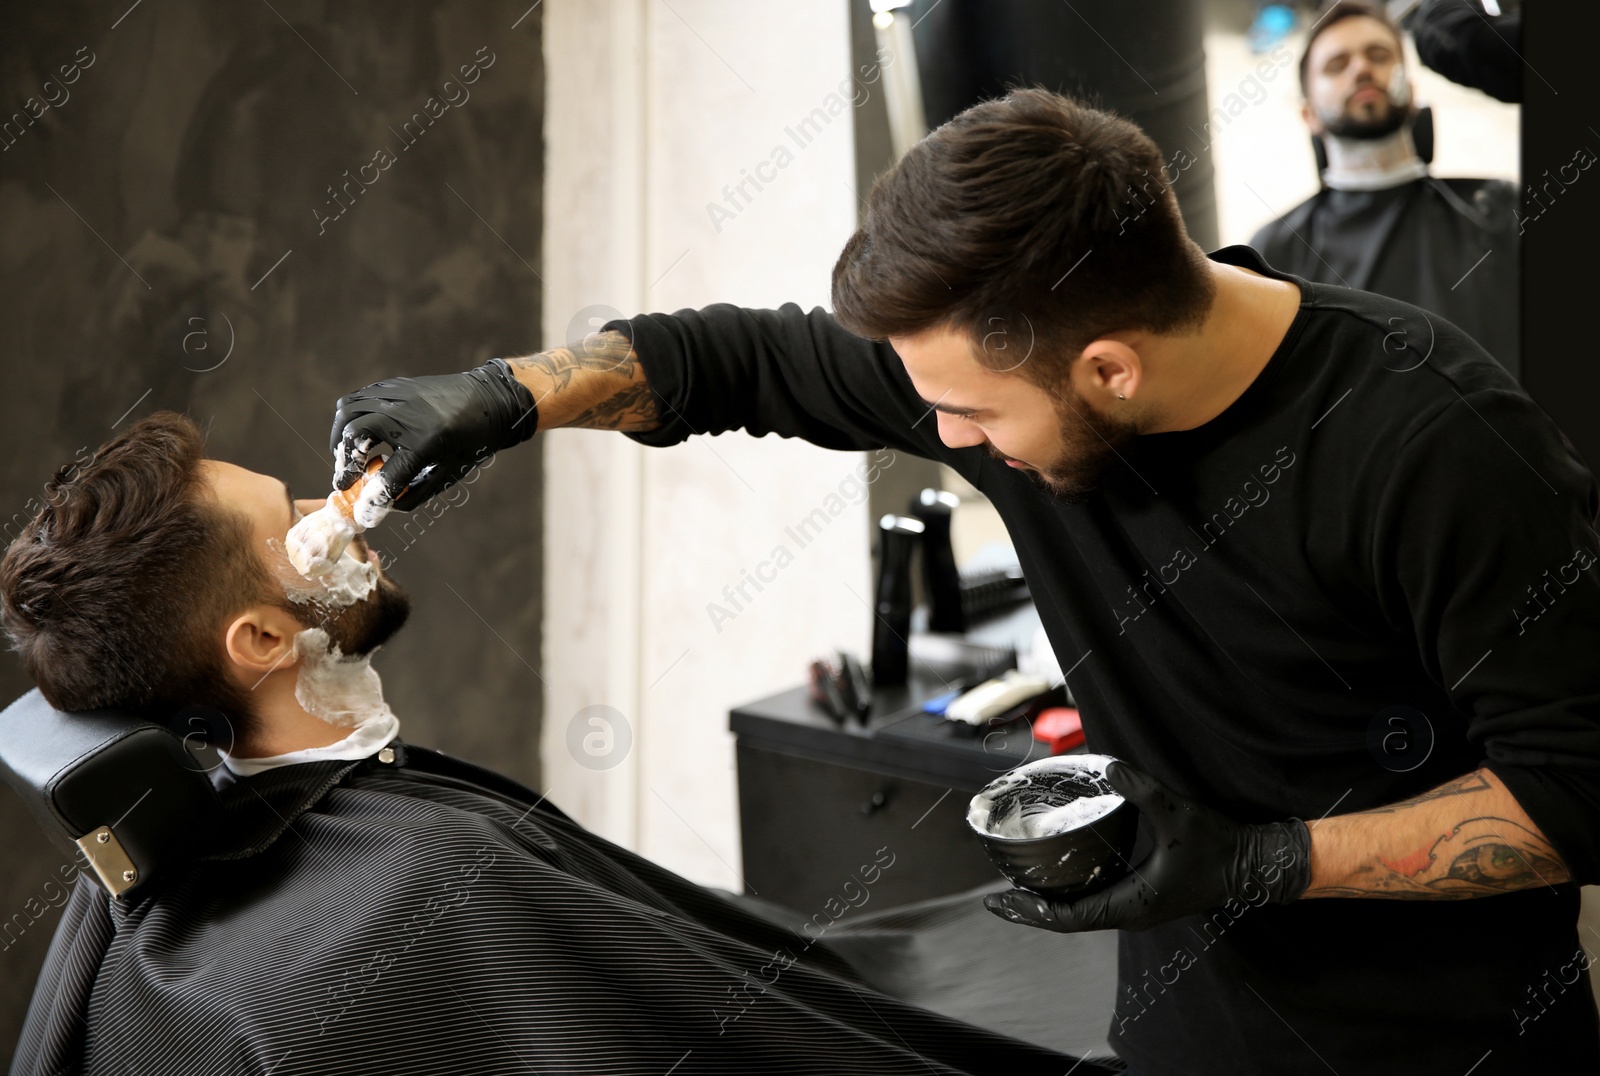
[1304,17,1410,141]
[202,460,411,656]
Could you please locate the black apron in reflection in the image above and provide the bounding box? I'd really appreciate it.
[1251,176,1520,377]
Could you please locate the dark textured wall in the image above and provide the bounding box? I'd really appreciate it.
[0,2,544,1060]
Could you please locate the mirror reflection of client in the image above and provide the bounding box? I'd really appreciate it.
[0,414,1087,1076]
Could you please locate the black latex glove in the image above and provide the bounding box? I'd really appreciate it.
[983,760,1311,933]
[329,359,537,512]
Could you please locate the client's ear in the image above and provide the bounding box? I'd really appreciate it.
[1301,100,1323,137]
[223,607,301,679]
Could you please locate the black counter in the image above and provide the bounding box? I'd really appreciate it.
[728,602,1080,912]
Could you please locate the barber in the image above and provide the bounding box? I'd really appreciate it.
[329,89,1600,1076]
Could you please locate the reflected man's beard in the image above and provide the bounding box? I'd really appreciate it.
[1319,90,1409,141]
[988,380,1139,504]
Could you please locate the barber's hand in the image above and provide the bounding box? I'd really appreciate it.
[983,760,1311,933]
[329,359,537,515]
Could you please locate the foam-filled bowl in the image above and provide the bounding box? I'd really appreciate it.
[967,753,1138,897]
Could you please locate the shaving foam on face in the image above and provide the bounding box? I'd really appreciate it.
[285,496,359,578]
[292,626,396,729]
[968,754,1123,840]
[267,535,377,609]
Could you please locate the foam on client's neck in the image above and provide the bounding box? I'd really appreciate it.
[221,628,399,776]
[292,627,396,729]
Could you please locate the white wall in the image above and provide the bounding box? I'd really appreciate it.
[541,0,870,889]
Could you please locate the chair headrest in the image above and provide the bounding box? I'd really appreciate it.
[0,689,222,901]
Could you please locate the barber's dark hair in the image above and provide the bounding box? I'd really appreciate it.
[831,87,1215,386]
[1299,0,1404,95]
[0,412,275,728]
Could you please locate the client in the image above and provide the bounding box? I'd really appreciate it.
[0,414,1099,1075]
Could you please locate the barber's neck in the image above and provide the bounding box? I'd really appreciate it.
[1138,259,1300,435]
[1321,126,1427,191]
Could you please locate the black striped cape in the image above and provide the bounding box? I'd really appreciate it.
[12,742,1119,1074]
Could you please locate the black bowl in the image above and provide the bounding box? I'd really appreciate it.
[967,754,1138,897]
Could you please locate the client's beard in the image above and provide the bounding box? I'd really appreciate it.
[1317,75,1411,142]
[273,534,412,656]
[319,572,411,656]
[1321,101,1409,141]
[989,379,1139,504]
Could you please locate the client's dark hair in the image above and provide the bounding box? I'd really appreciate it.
[0,412,275,727]
[831,87,1215,388]
[1299,1,1403,95]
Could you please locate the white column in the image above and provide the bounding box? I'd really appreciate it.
[543,0,870,888]
[541,0,648,849]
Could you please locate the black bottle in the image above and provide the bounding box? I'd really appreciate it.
[910,488,965,634]
[871,514,923,686]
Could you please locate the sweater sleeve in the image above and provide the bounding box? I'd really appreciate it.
[1372,385,1600,883]
[1410,0,1522,104]
[603,303,972,473]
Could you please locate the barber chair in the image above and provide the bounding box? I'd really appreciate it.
[0,689,221,901]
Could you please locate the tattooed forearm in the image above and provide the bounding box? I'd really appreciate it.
[1301,768,1571,901]
[510,331,638,387]
[504,330,663,432]
[563,382,662,431]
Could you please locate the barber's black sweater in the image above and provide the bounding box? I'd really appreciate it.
[607,245,1600,1075]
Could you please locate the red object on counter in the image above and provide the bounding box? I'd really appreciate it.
[1032,707,1085,754]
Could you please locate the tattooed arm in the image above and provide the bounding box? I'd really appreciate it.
[504,331,662,433]
[1303,769,1571,899]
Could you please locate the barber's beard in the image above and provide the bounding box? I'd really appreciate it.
[989,381,1139,504]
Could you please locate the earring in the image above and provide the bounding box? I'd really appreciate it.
[1117,393,1126,400]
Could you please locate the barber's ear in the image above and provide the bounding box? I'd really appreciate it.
[223,609,300,677]
[1074,339,1141,405]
